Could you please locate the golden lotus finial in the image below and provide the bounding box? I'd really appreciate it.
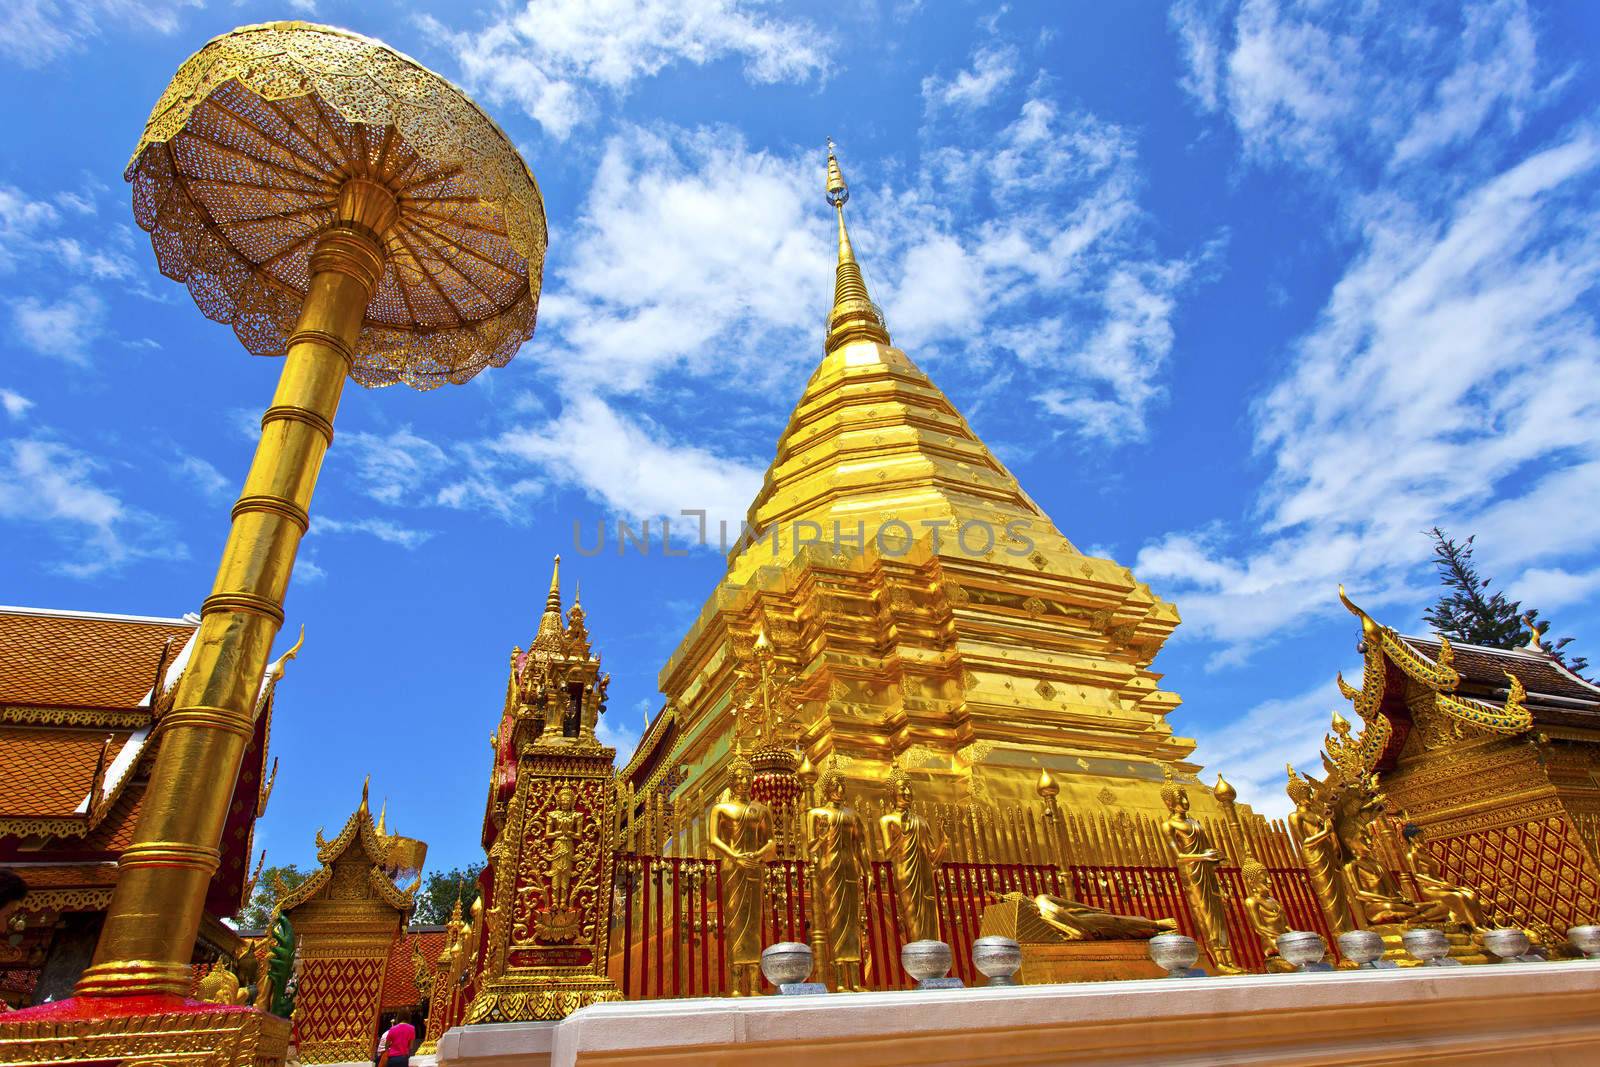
[1035,767,1060,801]
[797,753,818,787]
[1212,773,1237,806]
[1331,709,1352,736]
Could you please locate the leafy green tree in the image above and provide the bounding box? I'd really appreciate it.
[236,863,310,930]
[1422,527,1588,676]
[412,864,484,926]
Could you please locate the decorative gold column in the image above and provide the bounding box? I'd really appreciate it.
[77,186,395,997]
[2,22,550,1018]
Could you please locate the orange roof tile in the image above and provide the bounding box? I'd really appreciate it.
[381,930,449,1008]
[0,607,194,709]
[0,727,133,818]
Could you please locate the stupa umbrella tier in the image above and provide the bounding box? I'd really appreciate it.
[125,21,546,389]
[62,21,546,1004]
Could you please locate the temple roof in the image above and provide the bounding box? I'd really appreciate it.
[1400,634,1600,726]
[0,605,195,711]
[0,604,285,919]
[280,782,420,917]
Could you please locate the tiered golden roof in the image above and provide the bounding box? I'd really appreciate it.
[652,145,1202,821]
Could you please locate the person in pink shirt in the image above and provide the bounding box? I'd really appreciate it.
[376,1016,416,1067]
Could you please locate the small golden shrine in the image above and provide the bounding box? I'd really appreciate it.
[465,558,623,1022]
[0,606,281,1007]
[1332,588,1600,940]
[274,785,426,1064]
[643,145,1207,827]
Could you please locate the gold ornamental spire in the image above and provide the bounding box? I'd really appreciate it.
[533,555,564,650]
[825,140,890,354]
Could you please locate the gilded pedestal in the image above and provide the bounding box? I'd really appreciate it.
[465,742,622,1023]
[978,894,1166,983]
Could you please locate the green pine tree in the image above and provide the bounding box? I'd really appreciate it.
[412,864,484,925]
[236,863,309,930]
[1422,528,1588,676]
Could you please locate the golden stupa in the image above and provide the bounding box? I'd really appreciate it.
[644,144,1207,821]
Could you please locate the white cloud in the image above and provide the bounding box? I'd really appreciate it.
[597,709,642,761]
[339,427,451,506]
[491,392,763,535]
[0,436,179,576]
[921,45,1018,116]
[1186,674,1354,817]
[0,0,200,69]
[1172,0,1549,175]
[12,288,104,362]
[423,0,830,139]
[1510,565,1600,615]
[1139,128,1600,662]
[537,124,831,394]
[336,425,543,522]
[0,389,32,419]
[0,185,59,270]
[173,452,230,501]
[312,516,435,550]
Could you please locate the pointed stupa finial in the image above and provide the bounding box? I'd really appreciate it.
[824,140,890,354]
[533,555,564,650]
[546,555,562,614]
[376,797,388,835]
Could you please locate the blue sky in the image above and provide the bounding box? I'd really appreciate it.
[3,0,1599,876]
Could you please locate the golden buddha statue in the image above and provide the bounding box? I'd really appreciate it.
[879,764,945,943]
[708,746,776,995]
[1241,859,1294,972]
[1025,892,1174,940]
[544,786,580,910]
[196,961,248,1005]
[1286,764,1353,937]
[1159,770,1241,973]
[1343,825,1449,926]
[1402,823,1484,930]
[805,764,868,991]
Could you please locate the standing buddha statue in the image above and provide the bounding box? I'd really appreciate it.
[708,745,776,995]
[805,763,868,991]
[879,763,945,944]
[1286,764,1353,937]
[1160,769,1241,974]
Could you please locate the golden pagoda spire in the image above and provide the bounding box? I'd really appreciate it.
[825,139,890,354]
[533,555,564,651]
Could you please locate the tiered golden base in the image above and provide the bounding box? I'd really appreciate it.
[0,997,289,1067]
[464,980,623,1024]
[1013,940,1166,984]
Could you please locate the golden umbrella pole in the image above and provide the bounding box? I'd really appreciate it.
[78,185,389,996]
[68,21,547,1000]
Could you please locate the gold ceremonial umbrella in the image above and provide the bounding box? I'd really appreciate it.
[78,22,545,999]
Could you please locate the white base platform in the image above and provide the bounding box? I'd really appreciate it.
[437,961,1600,1066]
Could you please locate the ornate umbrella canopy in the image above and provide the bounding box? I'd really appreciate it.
[126,21,546,390]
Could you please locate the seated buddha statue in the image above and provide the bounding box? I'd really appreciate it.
[1402,823,1485,930]
[1343,826,1450,926]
